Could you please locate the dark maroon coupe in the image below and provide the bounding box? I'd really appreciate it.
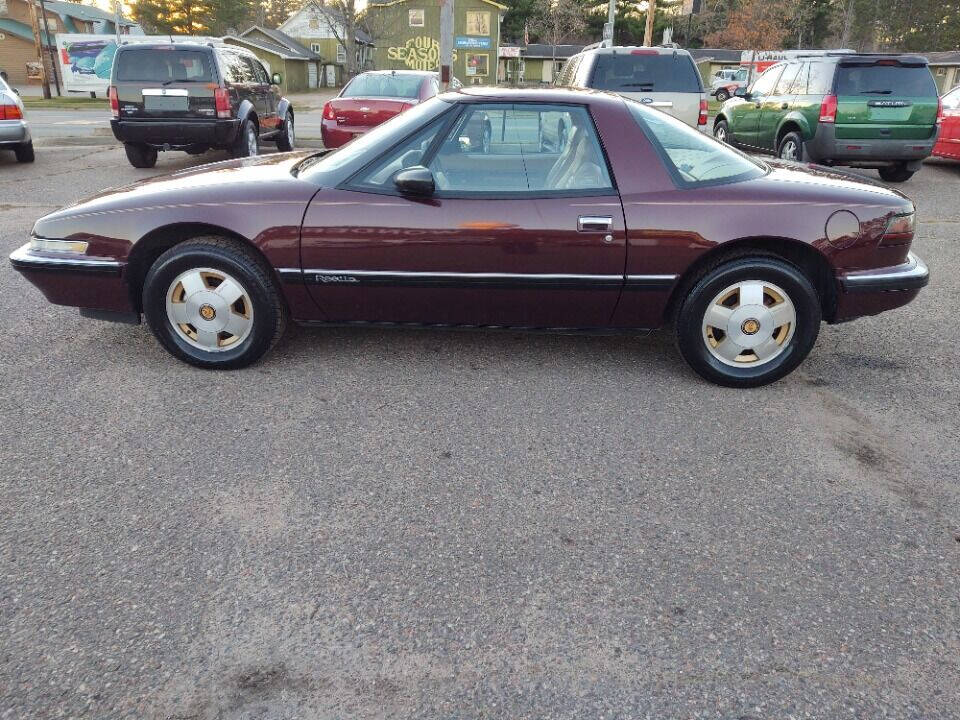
[9,87,928,386]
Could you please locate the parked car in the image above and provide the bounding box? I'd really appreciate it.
[713,53,941,182]
[0,74,34,163]
[932,84,960,160]
[710,67,749,102]
[109,42,295,168]
[556,46,708,129]
[321,70,459,149]
[10,87,928,387]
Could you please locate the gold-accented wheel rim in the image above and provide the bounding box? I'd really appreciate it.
[165,268,254,352]
[702,280,796,368]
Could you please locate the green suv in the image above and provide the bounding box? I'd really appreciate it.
[713,53,941,182]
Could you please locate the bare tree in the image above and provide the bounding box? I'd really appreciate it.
[528,0,587,70]
[319,0,360,78]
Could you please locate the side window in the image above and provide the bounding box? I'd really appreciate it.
[749,65,783,98]
[220,52,250,84]
[350,117,448,190]
[807,62,834,95]
[239,56,261,84]
[774,63,801,95]
[428,104,612,194]
[788,62,810,94]
[943,87,960,110]
[253,61,270,85]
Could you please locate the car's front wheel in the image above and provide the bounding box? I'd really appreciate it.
[124,143,157,168]
[716,88,730,102]
[276,112,295,151]
[675,257,821,387]
[714,119,730,144]
[142,237,287,369]
[878,163,915,183]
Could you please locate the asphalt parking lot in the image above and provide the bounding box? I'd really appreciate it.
[1,142,959,719]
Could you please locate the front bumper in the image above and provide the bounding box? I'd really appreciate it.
[0,119,30,146]
[806,124,937,168]
[833,251,929,321]
[9,241,135,316]
[111,118,241,148]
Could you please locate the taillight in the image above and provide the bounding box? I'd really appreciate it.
[214,88,231,119]
[631,49,658,55]
[108,86,118,118]
[936,97,944,125]
[881,212,915,245]
[819,94,837,123]
[698,98,708,126]
[1,103,23,120]
[322,102,336,121]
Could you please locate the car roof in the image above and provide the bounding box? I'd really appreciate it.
[116,42,247,55]
[583,45,694,58]
[358,69,437,77]
[444,85,624,108]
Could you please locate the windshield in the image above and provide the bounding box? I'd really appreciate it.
[590,53,703,93]
[835,64,936,96]
[115,49,214,83]
[298,96,452,180]
[342,74,425,99]
[627,100,765,187]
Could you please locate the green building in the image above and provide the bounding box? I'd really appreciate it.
[365,0,507,86]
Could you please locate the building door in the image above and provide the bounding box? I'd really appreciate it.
[542,61,553,83]
[308,63,318,89]
[325,64,336,87]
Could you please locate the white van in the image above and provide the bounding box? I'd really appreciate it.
[556,46,707,129]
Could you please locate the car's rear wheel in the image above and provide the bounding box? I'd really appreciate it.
[124,143,157,168]
[231,120,259,158]
[142,237,287,369]
[714,119,730,144]
[675,257,821,387]
[14,141,34,163]
[276,112,295,151]
[716,88,730,102]
[777,131,803,161]
[878,163,914,183]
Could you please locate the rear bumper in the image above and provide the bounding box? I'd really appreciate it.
[111,118,241,148]
[833,251,928,321]
[321,119,368,149]
[0,119,30,146]
[9,241,134,314]
[806,124,938,167]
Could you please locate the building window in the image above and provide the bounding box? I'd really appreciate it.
[337,44,346,64]
[311,42,322,53]
[465,11,490,36]
[309,17,320,29]
[409,9,424,27]
[46,17,58,31]
[937,67,946,76]
[465,53,489,77]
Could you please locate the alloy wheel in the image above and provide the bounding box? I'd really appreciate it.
[165,267,254,352]
[780,139,799,161]
[247,125,258,156]
[286,117,295,147]
[701,280,796,367]
[715,125,727,143]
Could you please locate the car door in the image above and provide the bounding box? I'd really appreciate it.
[240,55,275,132]
[730,64,783,148]
[937,86,960,158]
[252,58,281,130]
[756,62,802,151]
[299,102,627,328]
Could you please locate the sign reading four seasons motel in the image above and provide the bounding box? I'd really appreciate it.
[367,0,506,84]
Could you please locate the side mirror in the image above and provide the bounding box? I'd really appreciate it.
[271,73,282,86]
[734,87,749,98]
[394,166,435,195]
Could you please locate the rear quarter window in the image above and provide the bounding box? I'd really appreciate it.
[590,52,703,93]
[835,64,937,96]
[115,49,214,83]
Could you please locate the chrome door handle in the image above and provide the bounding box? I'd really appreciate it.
[578,215,612,232]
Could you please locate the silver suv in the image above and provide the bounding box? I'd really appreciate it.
[556,46,707,129]
[0,75,33,163]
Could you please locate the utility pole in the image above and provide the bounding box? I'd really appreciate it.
[643,0,657,47]
[38,0,61,96]
[603,0,615,47]
[28,0,51,99]
[439,0,454,90]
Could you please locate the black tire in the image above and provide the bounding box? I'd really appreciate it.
[141,237,287,369]
[878,164,914,183]
[777,130,804,161]
[716,88,730,102]
[276,112,295,151]
[714,118,731,145]
[231,120,259,158]
[14,141,34,163]
[124,143,157,168]
[675,256,821,388]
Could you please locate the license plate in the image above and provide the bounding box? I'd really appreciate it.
[144,95,189,112]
